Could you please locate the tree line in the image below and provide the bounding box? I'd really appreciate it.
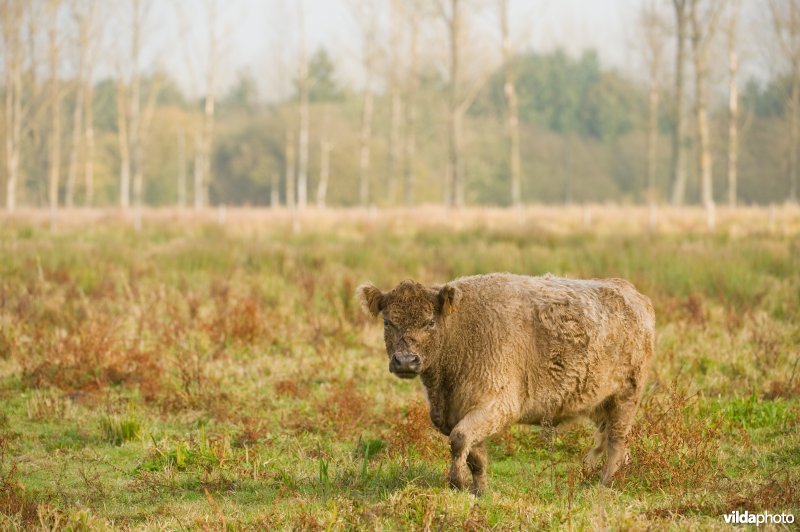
[1,0,799,223]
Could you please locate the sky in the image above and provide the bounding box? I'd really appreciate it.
[95,0,768,101]
[116,0,639,99]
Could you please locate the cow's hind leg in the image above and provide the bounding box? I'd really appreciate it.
[600,393,640,486]
[466,443,488,496]
[582,419,606,470]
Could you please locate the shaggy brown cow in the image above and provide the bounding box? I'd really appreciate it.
[357,273,654,495]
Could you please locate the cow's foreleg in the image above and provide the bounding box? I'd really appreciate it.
[448,404,509,494]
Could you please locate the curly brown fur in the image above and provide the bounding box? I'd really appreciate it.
[357,273,654,494]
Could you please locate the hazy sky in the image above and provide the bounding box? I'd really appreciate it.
[114,0,639,98]
[105,0,766,100]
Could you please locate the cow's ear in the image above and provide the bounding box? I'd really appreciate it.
[356,283,385,318]
[437,284,461,316]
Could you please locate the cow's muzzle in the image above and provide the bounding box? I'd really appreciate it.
[389,353,421,378]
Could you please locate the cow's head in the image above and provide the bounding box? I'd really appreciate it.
[357,280,461,379]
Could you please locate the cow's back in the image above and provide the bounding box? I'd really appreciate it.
[446,273,653,421]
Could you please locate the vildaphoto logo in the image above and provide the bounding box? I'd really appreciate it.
[723,510,795,526]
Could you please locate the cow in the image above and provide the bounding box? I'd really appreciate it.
[357,273,654,495]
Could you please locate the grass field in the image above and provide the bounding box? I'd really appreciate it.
[0,207,798,530]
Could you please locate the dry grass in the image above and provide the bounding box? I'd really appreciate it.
[0,207,797,529]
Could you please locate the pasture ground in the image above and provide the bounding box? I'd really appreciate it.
[0,207,798,530]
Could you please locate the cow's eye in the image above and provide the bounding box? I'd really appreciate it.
[423,319,435,330]
[383,318,395,330]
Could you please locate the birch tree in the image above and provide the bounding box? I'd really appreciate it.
[84,74,96,204]
[65,0,94,207]
[177,129,186,207]
[727,0,741,207]
[270,171,280,208]
[284,129,295,208]
[296,0,310,209]
[130,0,144,227]
[670,0,689,206]
[196,0,220,210]
[437,0,491,207]
[441,0,463,207]
[639,1,668,207]
[358,81,375,207]
[768,0,800,203]
[116,76,131,209]
[24,1,46,206]
[689,0,724,229]
[176,0,222,210]
[500,0,522,208]
[316,139,332,208]
[47,0,63,228]
[386,0,404,204]
[1,0,26,212]
[403,0,421,207]
[83,0,98,207]
[351,1,378,207]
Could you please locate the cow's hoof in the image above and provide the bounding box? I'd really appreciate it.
[601,468,621,487]
[470,477,487,496]
[582,448,603,470]
[448,463,469,491]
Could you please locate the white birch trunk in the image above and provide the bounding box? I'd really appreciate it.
[727,2,740,208]
[117,80,131,209]
[48,4,62,229]
[316,140,332,209]
[359,87,374,207]
[296,1,309,210]
[501,0,522,208]
[403,4,420,207]
[177,129,186,208]
[670,0,688,206]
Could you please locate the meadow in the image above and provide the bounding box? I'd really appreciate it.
[0,207,798,530]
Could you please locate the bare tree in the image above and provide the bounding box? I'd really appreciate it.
[316,139,332,208]
[65,0,94,207]
[670,0,689,206]
[727,0,741,207]
[270,171,279,207]
[47,0,63,228]
[116,77,131,209]
[296,0,310,210]
[441,0,463,207]
[24,1,46,206]
[193,130,202,209]
[403,0,422,207]
[195,0,220,210]
[352,1,378,207]
[83,0,98,207]
[500,0,522,208]
[358,84,375,207]
[437,0,491,207]
[284,129,295,208]
[639,1,668,207]
[386,0,404,204]
[200,0,218,209]
[177,129,186,207]
[403,0,421,207]
[175,0,199,209]
[689,0,724,229]
[130,0,145,228]
[769,0,800,203]
[175,0,221,211]
[84,76,95,205]
[1,0,26,212]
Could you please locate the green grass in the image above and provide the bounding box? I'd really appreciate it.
[0,217,798,529]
